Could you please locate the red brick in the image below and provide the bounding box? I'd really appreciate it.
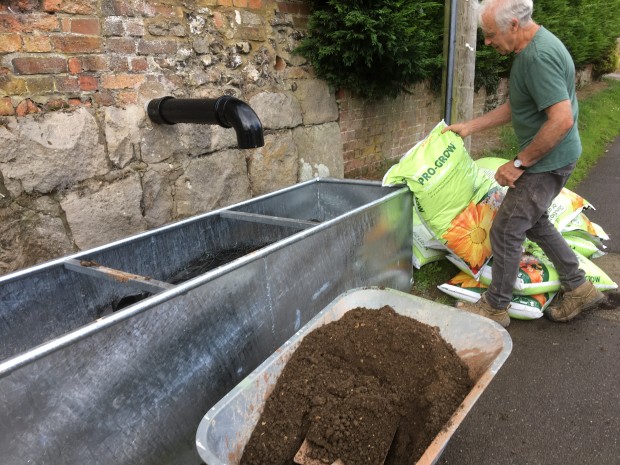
[125,18,145,37]
[105,37,136,54]
[81,55,109,71]
[4,0,39,12]
[0,13,59,33]
[137,39,178,55]
[93,90,115,106]
[110,56,130,71]
[297,3,311,15]
[45,99,70,111]
[274,55,286,71]
[13,56,67,75]
[78,74,98,91]
[44,0,96,14]
[130,56,148,72]
[22,35,52,52]
[68,57,82,74]
[52,35,102,53]
[233,0,248,6]
[213,12,224,29]
[248,0,262,9]
[143,3,183,19]
[15,98,40,116]
[117,90,138,105]
[42,0,62,12]
[60,17,71,33]
[276,2,296,14]
[55,75,80,92]
[102,73,145,89]
[0,96,14,116]
[71,18,100,35]
[0,14,20,33]
[105,0,138,16]
[0,34,21,52]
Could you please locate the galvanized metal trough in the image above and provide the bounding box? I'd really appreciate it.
[0,178,413,465]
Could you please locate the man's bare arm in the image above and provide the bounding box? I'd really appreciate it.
[443,101,512,138]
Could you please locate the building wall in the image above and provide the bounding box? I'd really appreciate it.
[0,0,511,275]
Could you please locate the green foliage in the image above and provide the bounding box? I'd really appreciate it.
[533,0,620,70]
[474,0,620,93]
[294,0,444,99]
[295,0,620,100]
[411,260,458,304]
[474,36,511,94]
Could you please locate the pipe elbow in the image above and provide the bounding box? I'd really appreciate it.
[147,96,264,149]
[215,96,265,149]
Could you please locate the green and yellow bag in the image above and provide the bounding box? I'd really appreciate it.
[383,121,495,278]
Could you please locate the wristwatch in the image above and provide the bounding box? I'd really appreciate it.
[513,157,526,170]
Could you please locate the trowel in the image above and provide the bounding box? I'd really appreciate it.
[293,410,400,465]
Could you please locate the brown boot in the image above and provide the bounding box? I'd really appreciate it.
[456,293,510,328]
[546,280,605,322]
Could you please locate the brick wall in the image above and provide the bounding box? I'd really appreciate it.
[338,83,443,179]
[0,0,268,115]
[339,80,512,179]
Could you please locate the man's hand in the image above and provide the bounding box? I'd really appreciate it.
[442,122,473,138]
[495,160,524,188]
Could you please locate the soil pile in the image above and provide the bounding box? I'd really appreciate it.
[240,306,473,465]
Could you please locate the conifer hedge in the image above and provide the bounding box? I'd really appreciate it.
[294,0,620,99]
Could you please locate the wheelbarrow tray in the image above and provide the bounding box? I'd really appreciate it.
[196,287,512,465]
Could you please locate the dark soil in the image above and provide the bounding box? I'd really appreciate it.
[167,243,272,284]
[100,244,275,314]
[599,290,620,310]
[240,306,473,465]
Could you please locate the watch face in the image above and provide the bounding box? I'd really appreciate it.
[514,159,523,168]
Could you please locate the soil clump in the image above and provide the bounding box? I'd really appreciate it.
[240,306,473,465]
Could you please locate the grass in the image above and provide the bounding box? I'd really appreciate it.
[410,77,620,301]
[568,78,620,189]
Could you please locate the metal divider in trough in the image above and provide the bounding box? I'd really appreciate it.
[0,178,413,465]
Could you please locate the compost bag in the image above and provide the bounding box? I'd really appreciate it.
[438,271,555,320]
[411,207,448,269]
[472,241,617,295]
[383,121,496,277]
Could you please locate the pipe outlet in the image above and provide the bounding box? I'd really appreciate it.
[147,96,264,149]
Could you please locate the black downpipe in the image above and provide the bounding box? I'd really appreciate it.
[147,96,265,149]
[444,0,458,125]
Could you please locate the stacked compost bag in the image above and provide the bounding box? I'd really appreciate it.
[383,121,617,320]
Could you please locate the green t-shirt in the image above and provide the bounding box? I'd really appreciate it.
[509,26,581,173]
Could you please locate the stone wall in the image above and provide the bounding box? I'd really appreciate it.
[0,0,346,274]
[0,1,532,276]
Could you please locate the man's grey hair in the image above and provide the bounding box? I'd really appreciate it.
[477,0,534,31]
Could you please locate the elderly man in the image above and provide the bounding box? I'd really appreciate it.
[443,0,604,327]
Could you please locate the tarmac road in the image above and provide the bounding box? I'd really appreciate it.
[438,132,620,464]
